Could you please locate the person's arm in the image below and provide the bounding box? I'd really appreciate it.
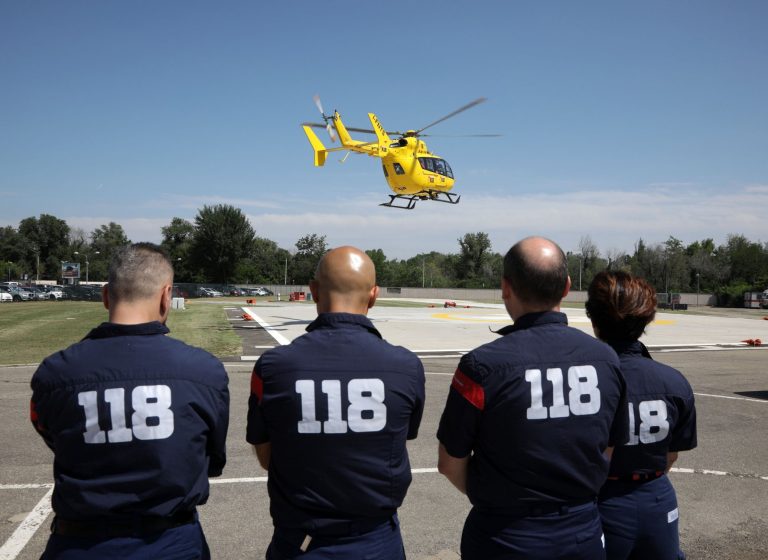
[666,451,679,472]
[253,443,271,471]
[438,443,469,495]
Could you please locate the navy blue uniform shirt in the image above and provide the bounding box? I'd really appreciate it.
[31,322,230,521]
[606,340,697,477]
[438,311,628,511]
[247,312,425,532]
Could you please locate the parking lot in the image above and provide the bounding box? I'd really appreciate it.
[1,302,766,559]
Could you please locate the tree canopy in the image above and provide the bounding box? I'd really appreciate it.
[3,209,768,307]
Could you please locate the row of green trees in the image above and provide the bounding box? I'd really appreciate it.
[2,205,767,305]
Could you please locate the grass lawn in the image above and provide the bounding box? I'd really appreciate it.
[0,300,241,365]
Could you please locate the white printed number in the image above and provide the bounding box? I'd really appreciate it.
[627,400,669,445]
[77,385,174,444]
[295,378,386,434]
[526,366,601,419]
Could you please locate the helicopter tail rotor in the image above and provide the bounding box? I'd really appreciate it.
[313,94,337,143]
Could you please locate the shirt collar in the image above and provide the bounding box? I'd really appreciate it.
[608,339,653,359]
[305,312,382,339]
[495,311,568,336]
[84,321,170,340]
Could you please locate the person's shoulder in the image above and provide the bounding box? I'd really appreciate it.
[162,336,228,383]
[32,338,94,387]
[636,355,693,395]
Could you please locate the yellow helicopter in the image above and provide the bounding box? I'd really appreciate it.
[302,97,497,209]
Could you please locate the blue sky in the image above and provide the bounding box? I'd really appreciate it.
[2,1,766,259]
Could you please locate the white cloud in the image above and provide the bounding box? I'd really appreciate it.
[4,185,767,259]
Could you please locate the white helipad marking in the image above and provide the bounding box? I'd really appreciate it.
[241,308,291,346]
[0,487,52,560]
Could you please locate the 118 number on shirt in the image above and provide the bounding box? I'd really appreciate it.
[295,378,386,434]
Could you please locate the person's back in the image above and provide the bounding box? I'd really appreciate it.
[31,243,229,560]
[247,246,425,560]
[437,236,627,560]
[587,271,697,560]
[451,313,626,509]
[254,312,423,529]
[33,330,228,522]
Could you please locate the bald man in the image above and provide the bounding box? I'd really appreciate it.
[247,246,425,560]
[31,243,229,559]
[437,236,627,560]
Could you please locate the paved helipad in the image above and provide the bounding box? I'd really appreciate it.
[1,301,766,559]
[238,299,768,357]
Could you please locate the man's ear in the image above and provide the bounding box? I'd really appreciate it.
[563,275,572,298]
[102,285,110,310]
[368,285,379,309]
[501,277,511,300]
[159,284,172,318]
[309,280,319,304]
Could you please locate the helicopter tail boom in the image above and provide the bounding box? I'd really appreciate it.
[302,125,327,166]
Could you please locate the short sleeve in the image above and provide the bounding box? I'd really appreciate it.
[206,361,230,477]
[436,354,484,458]
[246,359,269,445]
[669,393,697,452]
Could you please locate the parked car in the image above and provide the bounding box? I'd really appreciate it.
[44,286,64,300]
[28,286,49,300]
[197,287,223,298]
[8,286,33,301]
[0,286,12,303]
[253,286,273,296]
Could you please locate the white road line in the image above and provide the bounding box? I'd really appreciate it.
[0,487,52,560]
[694,392,767,403]
[0,483,52,490]
[241,308,291,346]
[426,372,454,376]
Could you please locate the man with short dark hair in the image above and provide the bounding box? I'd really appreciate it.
[248,246,425,560]
[437,236,627,560]
[31,242,229,559]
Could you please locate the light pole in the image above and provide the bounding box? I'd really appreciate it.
[284,256,288,286]
[74,251,100,283]
[696,272,700,307]
[6,262,11,282]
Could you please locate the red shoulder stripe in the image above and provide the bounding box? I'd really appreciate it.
[451,368,485,410]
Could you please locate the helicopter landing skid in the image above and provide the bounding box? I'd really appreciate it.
[379,191,461,210]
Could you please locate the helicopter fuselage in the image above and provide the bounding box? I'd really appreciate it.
[302,111,456,197]
[379,137,455,196]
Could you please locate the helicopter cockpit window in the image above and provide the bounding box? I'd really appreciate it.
[393,163,405,175]
[382,164,388,177]
[433,159,446,176]
[418,157,433,172]
[444,161,454,179]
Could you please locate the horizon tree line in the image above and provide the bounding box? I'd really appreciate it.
[2,205,767,306]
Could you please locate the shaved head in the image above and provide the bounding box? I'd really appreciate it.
[312,246,378,314]
[503,236,569,309]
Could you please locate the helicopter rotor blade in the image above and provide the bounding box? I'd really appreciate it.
[345,126,377,134]
[414,97,488,136]
[326,123,337,143]
[418,133,502,138]
[302,122,328,129]
[313,94,325,116]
